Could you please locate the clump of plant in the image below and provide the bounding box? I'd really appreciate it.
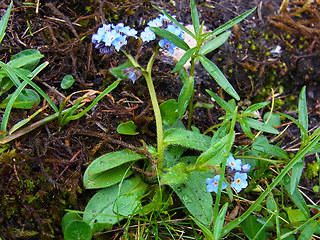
[60,1,320,239]
[0,2,121,145]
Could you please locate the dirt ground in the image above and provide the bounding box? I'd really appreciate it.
[0,0,319,239]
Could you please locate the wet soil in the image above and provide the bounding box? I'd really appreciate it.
[0,0,320,239]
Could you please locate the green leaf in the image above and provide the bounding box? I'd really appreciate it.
[9,49,43,70]
[177,76,194,118]
[206,89,234,114]
[190,0,200,37]
[196,134,229,166]
[170,171,214,226]
[289,160,304,195]
[203,8,256,41]
[117,121,139,135]
[199,31,231,55]
[239,118,254,139]
[246,118,279,134]
[0,89,40,109]
[283,174,310,219]
[178,67,189,84]
[83,162,133,189]
[109,60,134,79]
[298,86,308,144]
[61,75,75,89]
[171,47,197,73]
[241,215,267,240]
[190,216,214,240]
[62,212,92,240]
[200,56,239,100]
[164,128,211,151]
[164,144,185,168]
[213,203,228,240]
[160,99,179,126]
[0,1,12,45]
[263,112,281,127]
[83,175,147,226]
[285,208,308,223]
[161,162,189,185]
[244,102,269,114]
[299,220,320,240]
[252,135,289,159]
[150,27,190,51]
[86,149,146,176]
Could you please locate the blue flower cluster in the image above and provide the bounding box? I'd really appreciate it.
[140,14,184,54]
[92,14,184,55]
[92,23,137,54]
[206,155,251,194]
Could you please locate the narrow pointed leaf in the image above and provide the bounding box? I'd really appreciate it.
[172,47,197,73]
[246,118,279,134]
[177,76,194,118]
[203,7,256,41]
[199,31,231,55]
[244,102,269,113]
[190,0,200,37]
[0,1,12,44]
[150,27,190,51]
[200,56,239,100]
[206,89,234,114]
[298,86,308,143]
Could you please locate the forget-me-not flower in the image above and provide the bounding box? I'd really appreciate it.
[92,23,137,53]
[159,38,176,54]
[148,17,163,28]
[140,27,156,42]
[206,175,227,193]
[241,164,251,172]
[231,172,248,193]
[227,155,242,171]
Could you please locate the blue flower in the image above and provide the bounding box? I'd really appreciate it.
[123,67,142,83]
[92,23,136,53]
[227,155,242,171]
[148,17,163,28]
[230,172,248,193]
[241,164,251,172]
[159,39,176,54]
[102,29,119,46]
[206,175,227,193]
[112,34,127,51]
[166,24,184,39]
[140,27,156,42]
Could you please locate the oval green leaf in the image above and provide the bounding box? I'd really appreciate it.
[61,75,75,89]
[117,121,139,135]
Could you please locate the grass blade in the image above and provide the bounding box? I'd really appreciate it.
[0,1,12,44]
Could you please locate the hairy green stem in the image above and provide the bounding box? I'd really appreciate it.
[123,49,164,169]
[144,49,164,169]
